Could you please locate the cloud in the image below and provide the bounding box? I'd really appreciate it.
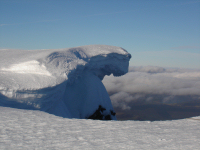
[103,66,200,110]
[0,49,10,51]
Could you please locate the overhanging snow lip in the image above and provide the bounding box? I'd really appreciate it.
[41,45,131,84]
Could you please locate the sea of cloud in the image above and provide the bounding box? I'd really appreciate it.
[103,66,200,110]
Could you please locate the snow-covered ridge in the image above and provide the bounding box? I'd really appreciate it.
[1,60,52,76]
[0,45,131,119]
[41,45,131,84]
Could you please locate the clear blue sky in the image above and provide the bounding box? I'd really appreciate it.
[0,0,200,68]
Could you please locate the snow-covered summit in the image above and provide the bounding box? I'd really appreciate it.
[0,45,131,120]
[0,45,131,89]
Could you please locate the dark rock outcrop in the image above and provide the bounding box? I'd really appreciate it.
[87,105,116,120]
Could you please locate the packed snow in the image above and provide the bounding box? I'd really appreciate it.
[0,106,200,149]
[0,45,131,119]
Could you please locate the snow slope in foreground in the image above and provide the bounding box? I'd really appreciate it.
[0,45,131,119]
[0,106,200,150]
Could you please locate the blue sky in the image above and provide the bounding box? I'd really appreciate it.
[0,0,200,68]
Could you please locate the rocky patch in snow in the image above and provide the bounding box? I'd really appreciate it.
[87,105,116,120]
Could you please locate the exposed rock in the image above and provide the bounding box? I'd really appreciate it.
[87,105,116,120]
[110,110,116,116]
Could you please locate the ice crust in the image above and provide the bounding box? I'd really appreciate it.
[0,45,131,119]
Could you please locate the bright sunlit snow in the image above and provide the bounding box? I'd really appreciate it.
[0,106,200,149]
[0,45,131,119]
[1,60,52,76]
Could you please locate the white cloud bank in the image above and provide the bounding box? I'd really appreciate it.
[103,66,200,110]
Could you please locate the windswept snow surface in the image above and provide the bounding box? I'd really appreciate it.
[0,106,200,150]
[0,45,131,119]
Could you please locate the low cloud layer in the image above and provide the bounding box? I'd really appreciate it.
[103,66,200,110]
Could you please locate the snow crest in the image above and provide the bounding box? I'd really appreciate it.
[0,45,131,119]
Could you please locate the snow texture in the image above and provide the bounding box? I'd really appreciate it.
[0,106,200,150]
[0,45,131,119]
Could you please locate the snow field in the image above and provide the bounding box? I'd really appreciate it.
[0,107,200,150]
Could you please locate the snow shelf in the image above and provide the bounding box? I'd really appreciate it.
[0,45,131,119]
